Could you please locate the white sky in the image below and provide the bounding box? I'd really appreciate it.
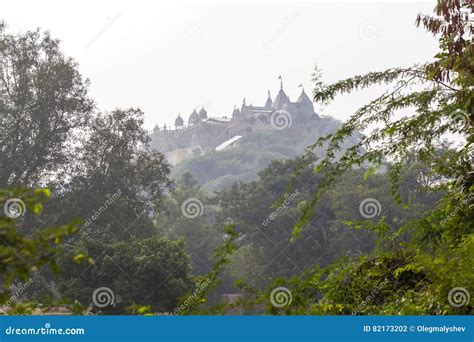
[1,0,438,130]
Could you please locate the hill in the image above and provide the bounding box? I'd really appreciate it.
[171,115,356,192]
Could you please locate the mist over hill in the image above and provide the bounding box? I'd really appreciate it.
[170,115,355,192]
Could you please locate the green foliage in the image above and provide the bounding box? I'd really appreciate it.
[180,225,239,315]
[123,225,239,316]
[0,28,93,188]
[154,172,220,275]
[59,236,193,314]
[48,108,173,240]
[0,188,79,305]
[294,0,472,238]
[252,0,473,316]
[258,230,473,315]
[0,24,191,313]
[211,156,441,294]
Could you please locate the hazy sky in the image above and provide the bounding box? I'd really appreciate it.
[2,0,438,129]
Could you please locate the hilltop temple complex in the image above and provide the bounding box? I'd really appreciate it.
[150,79,319,164]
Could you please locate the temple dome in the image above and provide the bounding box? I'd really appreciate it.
[175,114,184,127]
[297,89,312,104]
[273,88,290,110]
[199,107,208,120]
[232,106,242,119]
[188,109,201,126]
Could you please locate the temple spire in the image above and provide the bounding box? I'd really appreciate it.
[265,90,273,108]
[175,113,184,128]
[278,75,283,89]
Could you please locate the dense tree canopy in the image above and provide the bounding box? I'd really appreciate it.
[0,26,189,313]
[0,29,93,188]
[246,0,473,315]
